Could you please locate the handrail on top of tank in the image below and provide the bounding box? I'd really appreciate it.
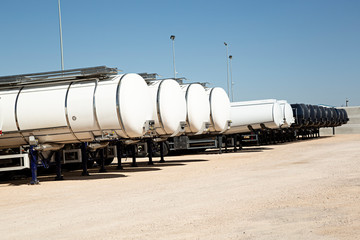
[138,72,188,85]
[0,66,119,89]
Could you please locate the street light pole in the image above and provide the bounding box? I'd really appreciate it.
[58,0,64,71]
[229,55,234,102]
[224,42,230,96]
[170,35,176,79]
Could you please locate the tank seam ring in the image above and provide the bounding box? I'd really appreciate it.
[14,87,29,144]
[209,88,216,128]
[185,83,194,132]
[156,80,167,134]
[92,79,102,134]
[116,74,130,138]
[65,82,82,142]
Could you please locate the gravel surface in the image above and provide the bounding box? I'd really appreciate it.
[1,134,359,240]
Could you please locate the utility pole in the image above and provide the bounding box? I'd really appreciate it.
[229,55,234,101]
[224,42,230,96]
[58,0,64,71]
[170,35,176,79]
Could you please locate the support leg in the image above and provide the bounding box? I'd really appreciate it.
[218,135,223,154]
[147,139,154,165]
[99,148,107,173]
[29,146,39,185]
[159,142,165,163]
[131,145,138,167]
[238,134,243,150]
[233,135,237,152]
[55,150,64,180]
[116,141,123,170]
[224,135,228,153]
[80,142,90,176]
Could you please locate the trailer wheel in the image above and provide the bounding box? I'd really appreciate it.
[95,158,114,166]
[153,142,169,157]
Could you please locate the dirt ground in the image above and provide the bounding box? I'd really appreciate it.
[0,134,359,240]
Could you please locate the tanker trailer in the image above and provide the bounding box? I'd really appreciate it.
[132,79,187,163]
[181,83,211,135]
[277,100,295,127]
[318,106,328,127]
[291,104,310,128]
[338,108,349,125]
[313,105,323,127]
[306,104,317,127]
[147,79,186,137]
[167,86,231,153]
[225,99,284,146]
[226,99,284,135]
[0,66,153,182]
[276,100,296,142]
[206,87,231,133]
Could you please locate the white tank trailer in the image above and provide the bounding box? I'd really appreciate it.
[277,100,295,127]
[226,99,284,134]
[181,83,211,135]
[0,70,153,149]
[147,79,187,137]
[206,87,231,133]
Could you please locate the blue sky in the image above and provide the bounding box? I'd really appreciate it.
[0,0,359,106]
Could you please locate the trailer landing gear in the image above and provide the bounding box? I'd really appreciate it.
[81,143,90,176]
[131,145,138,167]
[116,142,123,170]
[99,148,107,173]
[159,141,165,163]
[217,135,223,154]
[54,151,64,181]
[147,139,154,165]
[29,145,39,185]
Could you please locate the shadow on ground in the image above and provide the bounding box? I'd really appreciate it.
[0,158,208,186]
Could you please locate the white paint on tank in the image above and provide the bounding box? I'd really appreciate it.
[148,79,186,136]
[95,76,122,134]
[181,84,210,134]
[206,87,230,132]
[118,74,152,138]
[67,81,99,131]
[0,73,153,149]
[277,100,295,127]
[0,89,19,132]
[17,85,68,130]
[226,99,284,134]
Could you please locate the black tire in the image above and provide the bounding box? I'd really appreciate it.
[95,158,113,166]
[153,142,169,157]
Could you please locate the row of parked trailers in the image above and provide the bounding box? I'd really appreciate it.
[0,66,349,183]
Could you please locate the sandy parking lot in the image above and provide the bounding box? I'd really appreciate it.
[0,134,359,240]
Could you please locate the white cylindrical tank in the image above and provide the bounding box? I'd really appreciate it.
[277,100,295,127]
[95,74,152,139]
[206,87,230,132]
[226,99,284,134]
[0,73,152,149]
[181,83,210,135]
[148,79,186,136]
